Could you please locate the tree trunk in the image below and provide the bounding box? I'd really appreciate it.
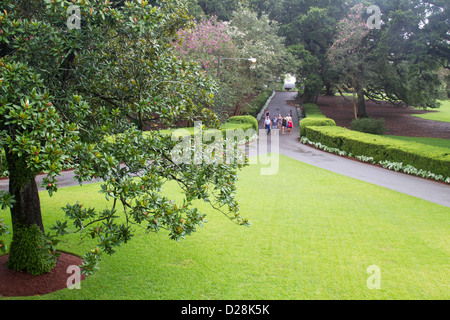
[356,83,368,118]
[355,64,368,119]
[5,151,44,232]
[325,83,334,96]
[352,93,358,120]
[351,77,357,120]
[4,149,53,275]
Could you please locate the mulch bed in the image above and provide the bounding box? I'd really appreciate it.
[0,252,86,297]
[313,95,450,139]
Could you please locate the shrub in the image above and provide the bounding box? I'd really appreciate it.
[303,74,323,103]
[350,117,387,135]
[159,120,257,144]
[227,115,258,132]
[301,135,449,183]
[0,151,7,178]
[299,118,336,137]
[244,89,273,118]
[7,224,57,275]
[299,103,336,136]
[302,125,450,178]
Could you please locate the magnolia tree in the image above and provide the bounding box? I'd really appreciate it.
[0,0,248,276]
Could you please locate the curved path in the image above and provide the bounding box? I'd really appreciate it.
[1,91,449,207]
[251,91,450,207]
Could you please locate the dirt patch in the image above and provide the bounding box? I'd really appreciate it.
[0,252,86,297]
[313,95,450,139]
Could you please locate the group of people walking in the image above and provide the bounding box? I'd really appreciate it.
[264,111,293,135]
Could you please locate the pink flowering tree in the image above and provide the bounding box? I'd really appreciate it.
[174,16,250,117]
[174,16,236,73]
[327,3,374,118]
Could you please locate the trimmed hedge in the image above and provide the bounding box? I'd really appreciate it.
[350,117,387,135]
[299,118,336,137]
[299,103,336,136]
[160,118,258,144]
[303,125,450,178]
[227,115,258,132]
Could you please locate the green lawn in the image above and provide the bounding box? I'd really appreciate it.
[412,100,450,123]
[1,155,449,300]
[338,95,450,123]
[385,135,450,149]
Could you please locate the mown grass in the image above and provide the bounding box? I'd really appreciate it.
[1,155,449,300]
[412,100,450,123]
[302,103,327,118]
[385,135,450,149]
[333,95,450,123]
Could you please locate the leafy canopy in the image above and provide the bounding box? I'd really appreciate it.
[0,0,249,274]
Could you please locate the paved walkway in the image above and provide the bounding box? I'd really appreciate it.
[251,91,450,207]
[1,91,449,207]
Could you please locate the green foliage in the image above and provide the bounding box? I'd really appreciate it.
[228,7,295,91]
[299,118,336,137]
[350,117,387,135]
[0,217,10,253]
[299,103,335,136]
[303,74,324,103]
[280,1,348,101]
[174,6,292,118]
[327,1,447,111]
[7,224,58,275]
[302,103,327,118]
[244,89,273,118]
[413,100,450,123]
[226,116,258,132]
[302,126,450,178]
[196,0,240,21]
[0,0,249,275]
[301,135,450,183]
[0,58,80,194]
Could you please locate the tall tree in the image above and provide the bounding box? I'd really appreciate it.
[196,0,240,21]
[228,7,294,93]
[174,7,293,117]
[371,0,449,106]
[276,0,349,102]
[327,3,373,118]
[173,15,242,118]
[328,0,448,118]
[0,0,248,275]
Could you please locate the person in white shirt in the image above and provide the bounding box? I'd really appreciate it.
[264,116,272,135]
